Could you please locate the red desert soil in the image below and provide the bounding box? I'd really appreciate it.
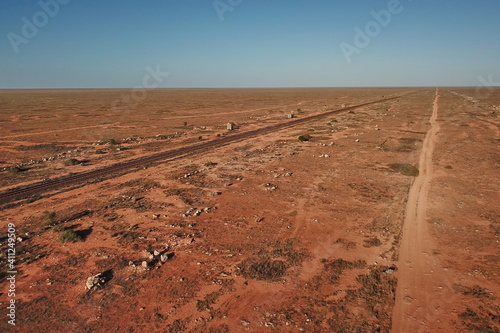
[392,90,442,331]
[0,88,498,332]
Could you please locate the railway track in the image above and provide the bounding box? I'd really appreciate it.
[0,93,412,206]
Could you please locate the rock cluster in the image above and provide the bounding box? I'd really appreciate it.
[85,271,112,291]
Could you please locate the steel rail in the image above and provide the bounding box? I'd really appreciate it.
[0,93,411,205]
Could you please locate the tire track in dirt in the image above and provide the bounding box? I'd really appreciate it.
[0,102,307,139]
[0,124,124,140]
[161,101,306,119]
[392,89,441,332]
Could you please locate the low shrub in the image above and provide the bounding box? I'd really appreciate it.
[57,229,83,243]
[298,134,311,142]
[401,165,419,177]
[8,165,24,173]
[238,258,289,280]
[63,158,80,166]
[51,225,64,232]
[42,211,56,225]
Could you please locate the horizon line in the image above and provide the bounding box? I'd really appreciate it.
[0,85,497,91]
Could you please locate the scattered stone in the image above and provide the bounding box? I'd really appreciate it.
[85,271,112,291]
[182,208,197,218]
[384,267,396,274]
[162,252,176,262]
[241,319,251,327]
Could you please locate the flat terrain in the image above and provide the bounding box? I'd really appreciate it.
[0,88,498,332]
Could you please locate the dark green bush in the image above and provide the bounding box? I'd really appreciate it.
[401,165,419,177]
[63,158,80,166]
[51,225,64,232]
[298,134,311,142]
[43,211,56,225]
[57,229,83,243]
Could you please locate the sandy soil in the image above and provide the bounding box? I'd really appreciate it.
[0,88,498,332]
[392,90,442,331]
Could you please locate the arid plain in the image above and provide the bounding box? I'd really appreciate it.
[0,88,498,332]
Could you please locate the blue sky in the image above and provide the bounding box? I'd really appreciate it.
[0,0,499,88]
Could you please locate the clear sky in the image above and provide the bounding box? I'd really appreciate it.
[0,0,499,88]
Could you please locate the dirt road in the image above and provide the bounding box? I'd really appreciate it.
[392,89,441,332]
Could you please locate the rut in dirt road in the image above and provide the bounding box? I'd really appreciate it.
[391,89,441,332]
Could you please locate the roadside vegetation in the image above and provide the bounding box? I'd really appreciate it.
[57,229,83,243]
[42,211,57,226]
[298,134,312,142]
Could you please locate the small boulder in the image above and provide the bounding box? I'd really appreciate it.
[160,252,175,263]
[85,270,113,291]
